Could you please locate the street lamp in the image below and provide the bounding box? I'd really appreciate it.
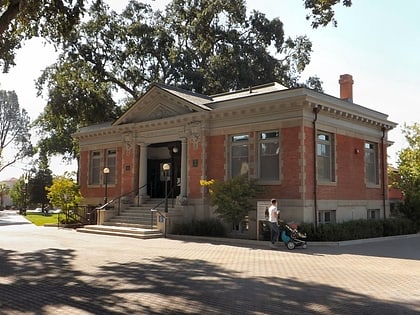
[103,167,110,205]
[23,175,29,216]
[162,163,170,213]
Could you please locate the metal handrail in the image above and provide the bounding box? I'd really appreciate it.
[149,185,175,234]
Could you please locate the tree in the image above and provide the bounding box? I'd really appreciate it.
[303,0,352,28]
[46,173,83,223]
[28,154,53,211]
[35,0,319,159]
[0,0,85,72]
[9,176,26,208]
[0,183,9,209]
[205,175,264,231]
[0,90,33,174]
[394,123,420,227]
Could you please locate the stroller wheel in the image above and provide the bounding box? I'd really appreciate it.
[286,241,295,250]
[302,244,307,249]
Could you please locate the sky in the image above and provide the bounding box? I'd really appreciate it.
[0,0,419,180]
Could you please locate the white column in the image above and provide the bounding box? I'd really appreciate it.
[180,138,188,198]
[139,143,148,197]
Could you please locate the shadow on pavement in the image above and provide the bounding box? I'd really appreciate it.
[0,248,417,315]
[171,234,420,261]
[0,219,32,227]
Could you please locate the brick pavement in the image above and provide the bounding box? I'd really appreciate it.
[1,210,419,315]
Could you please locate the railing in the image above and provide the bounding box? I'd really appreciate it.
[57,205,96,226]
[93,183,148,220]
[149,185,175,233]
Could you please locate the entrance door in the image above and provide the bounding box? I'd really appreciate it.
[147,142,181,198]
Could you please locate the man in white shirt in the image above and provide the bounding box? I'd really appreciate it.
[268,199,280,248]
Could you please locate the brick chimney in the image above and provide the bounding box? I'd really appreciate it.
[339,74,353,102]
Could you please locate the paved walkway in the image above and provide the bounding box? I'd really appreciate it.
[1,210,419,315]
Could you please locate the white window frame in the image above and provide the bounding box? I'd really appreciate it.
[230,134,249,178]
[318,210,336,224]
[317,131,335,182]
[89,151,101,185]
[105,149,117,185]
[258,130,279,181]
[365,142,379,185]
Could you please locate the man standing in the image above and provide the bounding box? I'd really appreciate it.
[268,199,280,248]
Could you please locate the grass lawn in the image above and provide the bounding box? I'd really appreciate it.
[25,213,59,226]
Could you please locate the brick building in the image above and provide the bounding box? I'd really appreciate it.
[74,74,397,236]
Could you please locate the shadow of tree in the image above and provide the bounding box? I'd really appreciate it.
[0,248,418,314]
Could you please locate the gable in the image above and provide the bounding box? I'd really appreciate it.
[113,84,212,125]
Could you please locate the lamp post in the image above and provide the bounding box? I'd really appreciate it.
[23,175,29,216]
[103,167,110,205]
[162,163,170,213]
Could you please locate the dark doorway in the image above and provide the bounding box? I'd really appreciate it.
[147,142,181,198]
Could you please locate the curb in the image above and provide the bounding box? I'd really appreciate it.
[168,233,420,248]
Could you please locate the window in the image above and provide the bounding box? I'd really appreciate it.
[105,149,117,185]
[259,131,279,180]
[317,132,335,181]
[231,134,249,178]
[367,209,380,220]
[365,142,379,184]
[318,210,336,224]
[89,151,101,185]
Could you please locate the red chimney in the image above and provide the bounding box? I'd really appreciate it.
[339,74,353,102]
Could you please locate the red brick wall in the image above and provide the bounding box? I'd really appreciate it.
[188,140,204,198]
[207,135,225,181]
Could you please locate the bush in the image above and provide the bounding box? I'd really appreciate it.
[299,218,417,242]
[172,218,226,237]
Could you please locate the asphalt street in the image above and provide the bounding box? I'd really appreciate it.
[1,210,419,315]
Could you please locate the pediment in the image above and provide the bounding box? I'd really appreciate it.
[114,84,212,125]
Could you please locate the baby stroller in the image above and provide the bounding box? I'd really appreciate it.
[280,223,307,250]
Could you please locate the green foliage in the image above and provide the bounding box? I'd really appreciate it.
[300,218,416,242]
[33,0,321,161]
[0,90,33,173]
[304,0,353,28]
[28,155,53,209]
[172,218,226,237]
[46,173,82,210]
[209,175,264,227]
[394,123,420,227]
[9,176,27,208]
[0,0,85,72]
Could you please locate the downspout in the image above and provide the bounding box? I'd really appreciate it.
[313,106,321,230]
[381,126,387,219]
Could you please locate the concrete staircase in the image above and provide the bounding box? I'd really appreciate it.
[77,199,174,239]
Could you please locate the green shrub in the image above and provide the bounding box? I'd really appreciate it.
[300,218,416,242]
[172,218,226,237]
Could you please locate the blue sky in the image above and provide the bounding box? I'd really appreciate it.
[0,0,419,179]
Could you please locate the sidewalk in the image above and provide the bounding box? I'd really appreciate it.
[1,209,419,315]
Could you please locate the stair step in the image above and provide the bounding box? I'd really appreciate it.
[77,225,163,239]
[104,222,155,229]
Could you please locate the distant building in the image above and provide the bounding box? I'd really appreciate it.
[74,74,397,237]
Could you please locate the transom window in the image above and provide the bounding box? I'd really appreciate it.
[259,131,279,180]
[230,134,249,178]
[317,131,335,182]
